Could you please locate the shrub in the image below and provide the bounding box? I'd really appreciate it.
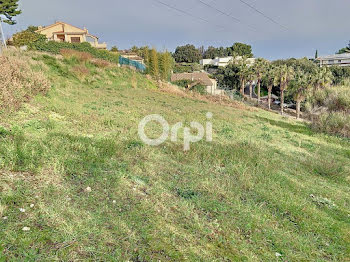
[172,80,192,88]
[0,55,50,112]
[31,41,119,64]
[310,86,350,137]
[312,112,350,138]
[329,66,350,85]
[12,30,47,47]
[191,84,207,95]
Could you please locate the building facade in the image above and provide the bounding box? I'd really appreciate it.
[317,53,350,67]
[200,56,256,67]
[35,21,107,49]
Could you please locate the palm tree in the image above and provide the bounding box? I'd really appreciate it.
[253,58,269,103]
[247,67,255,99]
[290,70,313,119]
[262,65,276,110]
[274,65,294,115]
[313,67,333,90]
[236,57,249,98]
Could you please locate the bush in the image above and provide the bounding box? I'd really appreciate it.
[172,80,207,94]
[172,80,192,88]
[310,86,350,137]
[191,84,207,95]
[312,112,350,138]
[31,41,119,64]
[329,66,350,85]
[12,30,47,47]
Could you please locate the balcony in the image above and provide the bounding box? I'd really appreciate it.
[89,42,107,50]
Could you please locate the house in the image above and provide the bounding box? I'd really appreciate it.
[119,51,145,64]
[200,56,256,67]
[35,21,107,49]
[317,53,350,67]
[171,72,223,95]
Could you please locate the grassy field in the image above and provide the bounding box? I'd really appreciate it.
[0,51,350,261]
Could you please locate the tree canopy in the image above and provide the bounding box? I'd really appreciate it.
[230,42,253,58]
[337,41,350,54]
[0,0,21,25]
[173,44,201,63]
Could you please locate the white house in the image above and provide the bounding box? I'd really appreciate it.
[200,56,256,67]
[317,53,350,67]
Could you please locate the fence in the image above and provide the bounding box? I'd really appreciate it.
[119,56,146,72]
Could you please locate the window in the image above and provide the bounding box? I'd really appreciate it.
[328,60,334,64]
[338,60,342,63]
[71,37,81,43]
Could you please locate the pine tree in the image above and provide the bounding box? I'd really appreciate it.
[315,50,318,59]
[0,0,21,25]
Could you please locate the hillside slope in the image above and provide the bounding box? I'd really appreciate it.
[0,51,350,261]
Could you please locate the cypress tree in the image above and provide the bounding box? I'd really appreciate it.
[142,46,150,74]
[149,47,159,79]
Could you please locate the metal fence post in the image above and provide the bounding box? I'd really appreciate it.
[0,18,7,56]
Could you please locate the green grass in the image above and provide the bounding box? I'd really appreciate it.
[0,52,350,261]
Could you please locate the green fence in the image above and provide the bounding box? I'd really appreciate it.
[119,56,146,72]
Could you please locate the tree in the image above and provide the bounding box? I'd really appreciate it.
[313,67,333,90]
[230,42,253,58]
[203,46,218,59]
[315,50,318,59]
[159,50,174,81]
[253,58,268,103]
[262,65,276,110]
[289,70,312,119]
[149,47,159,79]
[247,68,255,99]
[12,29,46,47]
[236,57,250,98]
[26,25,38,32]
[274,65,294,115]
[337,41,350,54]
[0,0,21,25]
[110,46,118,52]
[173,44,201,63]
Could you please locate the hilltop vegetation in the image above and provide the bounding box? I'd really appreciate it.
[0,50,350,261]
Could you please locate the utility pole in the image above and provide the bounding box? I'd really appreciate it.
[0,18,7,56]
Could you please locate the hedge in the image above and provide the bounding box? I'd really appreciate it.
[30,41,119,64]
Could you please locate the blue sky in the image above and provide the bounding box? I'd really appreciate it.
[2,0,350,60]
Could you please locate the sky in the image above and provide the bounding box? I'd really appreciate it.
[2,0,350,60]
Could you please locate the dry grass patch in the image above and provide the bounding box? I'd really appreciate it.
[0,55,50,112]
[60,49,92,62]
